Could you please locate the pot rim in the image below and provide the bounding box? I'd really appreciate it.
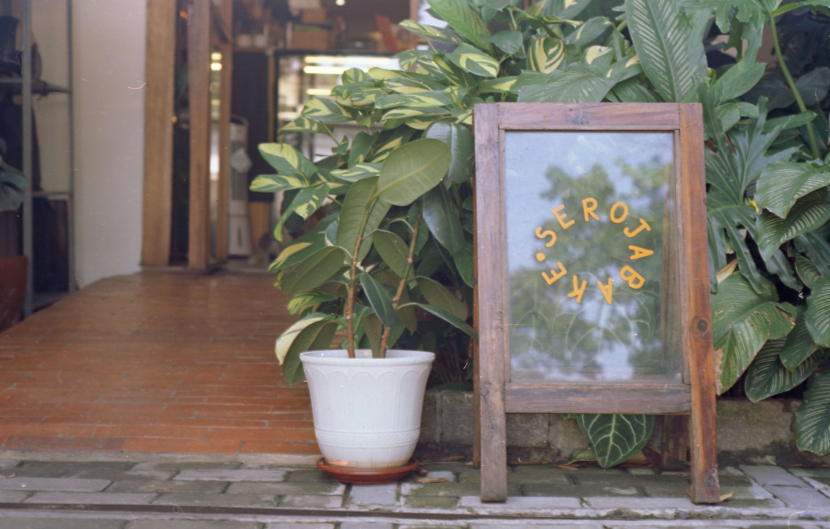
[300,349,435,367]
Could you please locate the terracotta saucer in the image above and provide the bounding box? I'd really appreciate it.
[316,457,419,484]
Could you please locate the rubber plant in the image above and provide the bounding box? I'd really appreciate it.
[255,0,830,467]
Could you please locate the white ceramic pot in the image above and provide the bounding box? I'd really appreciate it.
[300,349,435,469]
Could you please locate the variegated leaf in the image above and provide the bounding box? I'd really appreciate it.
[273,184,331,241]
[755,190,830,261]
[371,128,415,163]
[433,55,476,87]
[341,68,370,84]
[279,117,335,139]
[376,91,453,109]
[795,253,822,289]
[781,306,822,371]
[564,16,613,47]
[287,290,336,315]
[383,106,449,120]
[426,0,493,52]
[275,313,333,364]
[330,163,382,182]
[527,37,565,74]
[756,160,830,219]
[385,77,439,94]
[806,275,830,346]
[796,370,830,454]
[576,414,655,469]
[367,68,401,81]
[301,97,357,124]
[250,173,309,193]
[518,63,622,103]
[447,44,499,78]
[478,76,518,94]
[258,143,317,179]
[745,338,826,402]
[398,20,466,45]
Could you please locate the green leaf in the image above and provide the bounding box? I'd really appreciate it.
[482,30,523,55]
[518,63,621,103]
[745,338,826,402]
[301,97,357,124]
[349,132,375,167]
[447,44,499,78]
[275,313,334,364]
[278,117,336,140]
[716,103,741,134]
[795,67,830,106]
[765,248,802,291]
[402,302,477,338]
[756,190,830,261]
[796,370,830,454]
[433,55,476,88]
[383,106,449,122]
[781,307,823,370]
[795,233,830,276]
[626,0,707,102]
[269,220,331,272]
[711,273,796,394]
[755,161,830,219]
[417,277,467,320]
[453,241,474,287]
[426,0,493,52]
[423,185,465,254]
[564,17,613,47]
[273,184,331,242]
[385,77,443,94]
[425,122,474,185]
[711,58,766,105]
[533,0,593,18]
[795,253,822,289]
[341,68,370,84]
[764,111,817,133]
[283,320,338,386]
[478,76,518,94]
[376,91,454,110]
[371,128,416,163]
[258,144,317,179]
[249,173,309,193]
[287,290,336,315]
[337,177,391,261]
[707,189,765,294]
[612,79,660,103]
[576,414,655,469]
[806,275,830,347]
[330,163,382,183]
[281,247,348,296]
[527,37,566,74]
[376,139,452,207]
[374,230,415,282]
[398,20,466,45]
[360,273,397,327]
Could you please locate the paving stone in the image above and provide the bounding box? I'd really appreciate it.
[106,480,227,493]
[459,495,582,509]
[226,481,344,495]
[400,525,467,529]
[740,465,808,486]
[402,495,460,509]
[0,491,30,503]
[70,464,173,482]
[414,470,456,482]
[348,482,398,505]
[506,465,572,484]
[0,460,19,470]
[25,492,157,504]
[127,522,260,529]
[789,467,830,479]
[339,523,394,529]
[280,494,343,508]
[724,485,775,500]
[402,481,499,497]
[584,496,696,509]
[153,493,277,508]
[285,468,333,482]
[132,462,242,472]
[522,483,642,498]
[12,461,76,478]
[0,518,126,529]
[265,525,334,529]
[767,484,830,509]
[174,469,285,482]
[0,477,111,492]
[472,525,602,529]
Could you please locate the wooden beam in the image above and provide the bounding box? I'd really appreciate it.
[187,0,212,271]
[211,1,231,43]
[141,0,176,266]
[215,0,233,262]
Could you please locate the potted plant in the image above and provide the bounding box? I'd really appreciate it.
[0,150,27,332]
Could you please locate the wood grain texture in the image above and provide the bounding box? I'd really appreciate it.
[141,0,176,266]
[474,104,507,502]
[661,415,689,470]
[215,0,233,263]
[472,169,481,469]
[187,0,212,271]
[505,384,691,414]
[678,104,720,504]
[497,103,680,130]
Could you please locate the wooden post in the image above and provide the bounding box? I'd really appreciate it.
[141,0,176,266]
[679,104,720,504]
[187,0,212,271]
[661,415,688,470]
[215,0,233,263]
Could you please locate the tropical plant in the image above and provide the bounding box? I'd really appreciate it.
[254,0,830,466]
[0,145,26,212]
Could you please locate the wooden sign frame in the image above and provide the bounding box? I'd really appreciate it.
[473,103,720,504]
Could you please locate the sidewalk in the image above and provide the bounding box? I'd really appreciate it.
[0,454,827,528]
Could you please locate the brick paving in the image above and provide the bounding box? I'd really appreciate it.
[0,459,827,527]
[0,271,320,456]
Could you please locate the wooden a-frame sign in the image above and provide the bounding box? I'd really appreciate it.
[472,103,720,504]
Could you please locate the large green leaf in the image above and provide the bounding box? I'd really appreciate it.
[423,185,465,254]
[373,230,415,282]
[447,44,499,78]
[795,67,830,106]
[527,36,566,75]
[426,0,492,52]
[282,320,338,386]
[287,290,335,316]
[278,117,336,140]
[745,338,826,402]
[755,161,830,219]
[711,58,766,105]
[281,247,348,296]
[755,190,830,261]
[453,241,474,287]
[796,370,830,455]
[348,132,375,168]
[337,177,391,260]
[482,30,523,55]
[564,17,613,47]
[478,76,519,94]
[273,184,330,242]
[529,0,593,19]
[711,273,796,394]
[402,302,477,338]
[794,253,823,289]
[425,122,474,184]
[330,163,382,183]
[301,97,357,124]
[780,307,823,370]
[250,174,309,193]
[398,20,466,45]
[376,139,451,207]
[707,189,765,294]
[626,0,707,102]
[795,232,830,276]
[375,91,453,109]
[258,144,317,179]
[806,275,830,346]
[518,63,621,103]
[0,167,25,212]
[360,273,397,327]
[576,414,655,469]
[274,313,334,364]
[417,277,467,320]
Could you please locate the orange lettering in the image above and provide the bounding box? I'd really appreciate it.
[567,275,587,303]
[629,245,654,260]
[542,262,568,285]
[535,227,557,247]
[620,266,645,289]
[582,198,600,222]
[552,205,575,230]
[624,218,651,237]
[597,278,613,304]
[610,202,629,223]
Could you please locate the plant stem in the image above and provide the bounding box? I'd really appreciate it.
[378,214,422,359]
[345,199,378,359]
[769,14,822,160]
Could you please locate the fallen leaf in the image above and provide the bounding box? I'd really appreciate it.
[641,447,662,475]
[464,461,475,467]
[554,464,580,471]
[416,477,448,483]
[508,460,550,466]
[420,455,464,462]
[0,474,14,479]
[719,491,733,502]
[416,468,429,477]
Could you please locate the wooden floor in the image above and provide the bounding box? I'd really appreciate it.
[0,271,319,455]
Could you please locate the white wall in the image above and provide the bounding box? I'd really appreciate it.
[71,1,146,287]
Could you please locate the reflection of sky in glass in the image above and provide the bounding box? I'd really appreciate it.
[504,132,677,383]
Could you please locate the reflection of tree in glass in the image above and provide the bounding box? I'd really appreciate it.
[509,156,670,382]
